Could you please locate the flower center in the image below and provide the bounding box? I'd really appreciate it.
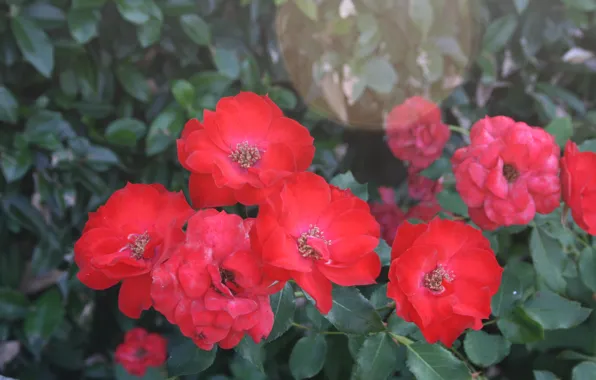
[229,141,261,168]
[423,265,454,293]
[502,163,519,183]
[128,232,150,259]
[220,268,235,283]
[297,225,329,259]
[134,347,147,358]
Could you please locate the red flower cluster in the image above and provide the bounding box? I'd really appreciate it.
[387,219,503,346]
[75,92,385,355]
[452,116,561,230]
[177,92,315,208]
[74,183,193,318]
[151,210,279,349]
[385,96,450,170]
[115,328,167,377]
[251,172,381,313]
[561,141,596,235]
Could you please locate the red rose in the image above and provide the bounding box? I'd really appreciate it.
[385,96,451,169]
[177,92,315,208]
[251,172,381,313]
[561,141,596,234]
[405,201,443,222]
[452,116,561,230]
[151,209,279,350]
[407,167,443,202]
[369,187,405,245]
[387,219,502,347]
[74,183,193,318]
[114,327,167,377]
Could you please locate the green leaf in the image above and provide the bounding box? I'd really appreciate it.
[419,157,451,180]
[463,331,511,367]
[105,118,147,147]
[214,48,240,79]
[72,0,107,9]
[497,306,544,344]
[115,0,151,24]
[491,262,534,317]
[362,57,398,94]
[353,333,403,379]
[24,289,65,345]
[534,371,558,380]
[408,0,433,39]
[523,290,591,330]
[437,190,468,217]
[0,288,30,321]
[330,171,368,201]
[529,227,567,293]
[267,86,297,109]
[145,104,185,156]
[137,18,162,47]
[167,336,217,376]
[11,16,54,77]
[572,361,596,380]
[67,9,100,44]
[1,148,32,183]
[116,63,151,102]
[235,337,265,372]
[0,86,18,123]
[289,335,327,379]
[295,0,318,21]
[406,342,470,380]
[180,14,210,45]
[375,239,392,267]
[85,145,120,165]
[482,14,518,53]
[171,79,196,109]
[579,247,596,292]
[388,314,419,337]
[323,287,385,334]
[545,117,573,148]
[266,283,295,342]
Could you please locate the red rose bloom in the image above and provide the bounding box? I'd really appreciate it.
[561,141,596,234]
[385,96,451,169]
[369,187,405,245]
[114,328,167,377]
[251,172,381,314]
[74,183,193,318]
[407,167,443,202]
[177,92,315,208]
[387,219,502,346]
[151,209,279,350]
[452,116,561,230]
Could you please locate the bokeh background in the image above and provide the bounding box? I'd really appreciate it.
[2,0,596,379]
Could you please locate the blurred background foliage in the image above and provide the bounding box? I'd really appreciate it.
[4,0,596,379]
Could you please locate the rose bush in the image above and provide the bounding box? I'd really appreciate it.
[4,1,596,380]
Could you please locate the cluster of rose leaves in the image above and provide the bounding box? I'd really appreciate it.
[74,93,596,376]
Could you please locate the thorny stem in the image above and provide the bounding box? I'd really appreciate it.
[448,125,469,136]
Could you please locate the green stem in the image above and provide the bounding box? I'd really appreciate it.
[376,302,396,311]
[448,346,478,374]
[389,332,413,345]
[448,125,469,136]
[294,291,305,298]
[483,319,498,326]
